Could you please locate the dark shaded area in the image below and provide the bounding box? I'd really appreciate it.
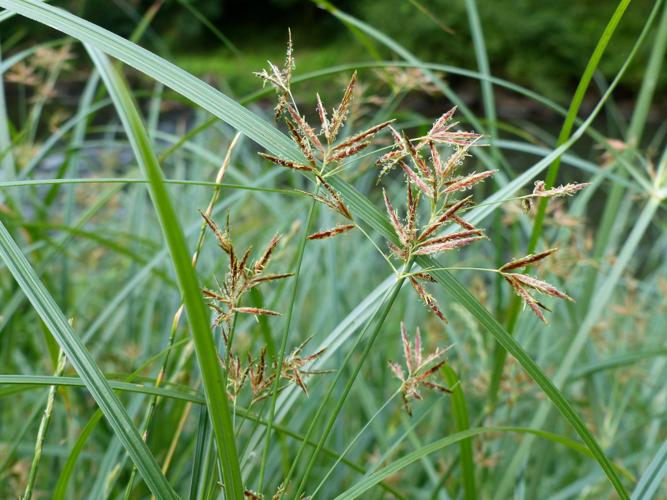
[6,0,663,99]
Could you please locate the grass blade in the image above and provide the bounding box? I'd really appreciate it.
[441,365,476,500]
[0,224,177,498]
[85,46,244,499]
[0,2,628,495]
[335,426,631,499]
[631,440,667,500]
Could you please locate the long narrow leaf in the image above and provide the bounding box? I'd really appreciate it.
[0,1,627,495]
[335,426,632,499]
[0,222,178,499]
[85,46,244,499]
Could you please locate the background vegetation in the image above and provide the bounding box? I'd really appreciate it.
[0,0,666,499]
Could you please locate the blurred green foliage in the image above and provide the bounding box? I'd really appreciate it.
[358,0,658,97]
[7,0,661,98]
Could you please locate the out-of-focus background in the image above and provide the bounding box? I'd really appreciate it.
[2,1,667,498]
[12,0,663,102]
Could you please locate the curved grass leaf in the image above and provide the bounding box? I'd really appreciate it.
[85,46,244,499]
[442,365,476,500]
[335,426,633,499]
[0,223,177,498]
[632,440,667,500]
[0,0,627,496]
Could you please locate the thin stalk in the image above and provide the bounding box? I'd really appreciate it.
[441,365,476,500]
[87,46,243,498]
[123,133,241,499]
[257,195,319,491]
[580,0,667,314]
[276,271,408,494]
[293,261,413,498]
[495,196,661,499]
[22,350,66,500]
[487,0,635,411]
[311,389,401,496]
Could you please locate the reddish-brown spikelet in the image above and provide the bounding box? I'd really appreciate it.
[400,323,413,373]
[249,273,294,286]
[430,130,482,146]
[417,229,484,249]
[286,119,316,165]
[284,28,294,82]
[417,195,473,241]
[332,119,394,153]
[400,161,434,198]
[429,142,443,177]
[416,359,449,383]
[414,236,485,255]
[422,381,453,394]
[503,274,547,323]
[316,93,330,141]
[200,211,232,254]
[402,131,431,179]
[499,248,558,272]
[442,142,475,179]
[258,153,313,172]
[307,224,356,240]
[388,241,408,260]
[254,234,281,274]
[451,214,476,231]
[427,107,457,137]
[510,273,574,301]
[287,105,323,151]
[532,180,590,198]
[297,190,342,216]
[329,71,357,141]
[389,361,405,382]
[412,272,436,282]
[414,327,423,366]
[383,189,408,245]
[202,288,230,303]
[375,125,406,174]
[406,185,418,241]
[315,174,352,219]
[327,141,370,162]
[237,247,252,276]
[409,277,447,322]
[233,306,282,317]
[389,125,404,146]
[444,170,496,193]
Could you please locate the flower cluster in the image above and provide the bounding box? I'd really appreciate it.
[224,342,327,404]
[249,35,588,418]
[201,212,292,329]
[389,323,453,416]
[256,40,393,240]
[380,108,494,321]
[201,213,328,401]
[499,248,573,323]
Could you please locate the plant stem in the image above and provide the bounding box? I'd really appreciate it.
[124,133,241,500]
[292,260,413,498]
[257,196,319,492]
[23,350,66,500]
[487,0,633,412]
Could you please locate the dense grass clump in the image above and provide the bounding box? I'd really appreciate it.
[0,0,666,499]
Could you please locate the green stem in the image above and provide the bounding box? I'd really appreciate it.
[311,390,402,496]
[442,365,476,500]
[293,260,413,498]
[257,196,319,492]
[487,0,633,412]
[22,351,66,500]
